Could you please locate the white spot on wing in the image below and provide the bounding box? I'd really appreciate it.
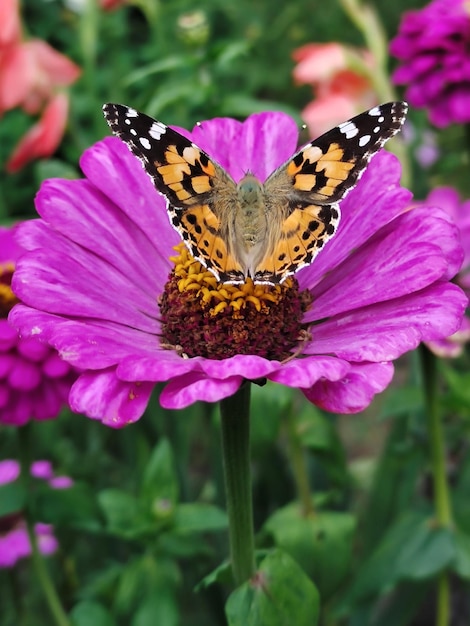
[130,128,137,136]
[368,106,381,116]
[338,121,359,139]
[126,108,138,117]
[373,126,380,133]
[359,134,371,147]
[149,121,167,140]
[139,137,151,150]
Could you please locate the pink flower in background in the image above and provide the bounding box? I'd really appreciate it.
[9,112,466,426]
[415,188,470,357]
[6,93,70,173]
[0,459,72,568]
[0,226,77,425]
[390,0,470,128]
[0,0,80,170]
[292,43,377,137]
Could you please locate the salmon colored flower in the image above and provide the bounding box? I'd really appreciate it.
[0,0,80,170]
[292,43,377,137]
[6,93,69,173]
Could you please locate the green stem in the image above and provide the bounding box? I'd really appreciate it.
[219,382,256,586]
[419,345,452,626]
[419,346,453,527]
[437,572,450,626]
[286,407,314,516]
[18,427,71,626]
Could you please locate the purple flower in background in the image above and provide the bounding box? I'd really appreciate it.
[9,112,466,426]
[0,459,72,568]
[390,0,470,128]
[0,226,77,425]
[416,187,470,356]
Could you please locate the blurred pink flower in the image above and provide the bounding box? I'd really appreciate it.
[0,459,72,568]
[0,1,80,170]
[6,93,70,173]
[0,0,21,49]
[0,225,78,425]
[292,42,377,137]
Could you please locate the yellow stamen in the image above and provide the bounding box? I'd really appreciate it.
[170,243,293,317]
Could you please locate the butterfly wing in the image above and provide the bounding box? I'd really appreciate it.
[102,103,245,283]
[257,101,408,284]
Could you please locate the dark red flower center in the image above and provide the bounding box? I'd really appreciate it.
[159,244,312,360]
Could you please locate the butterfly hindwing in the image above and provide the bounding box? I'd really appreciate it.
[103,103,243,282]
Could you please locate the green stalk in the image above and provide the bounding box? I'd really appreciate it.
[286,407,314,516]
[219,383,256,586]
[18,426,71,626]
[419,345,452,626]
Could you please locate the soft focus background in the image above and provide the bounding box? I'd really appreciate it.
[2,0,470,625]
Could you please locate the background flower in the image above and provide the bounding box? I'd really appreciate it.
[9,112,466,426]
[390,0,470,128]
[0,226,78,425]
[0,458,72,568]
[292,43,377,137]
[0,1,80,171]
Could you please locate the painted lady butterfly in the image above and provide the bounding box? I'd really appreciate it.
[103,102,408,285]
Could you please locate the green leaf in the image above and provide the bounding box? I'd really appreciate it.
[141,439,179,520]
[36,483,98,526]
[132,595,179,626]
[97,489,153,537]
[225,550,319,626]
[195,560,233,591]
[350,511,456,601]
[173,503,228,533]
[70,601,116,626]
[453,528,470,579]
[0,481,26,517]
[264,504,355,597]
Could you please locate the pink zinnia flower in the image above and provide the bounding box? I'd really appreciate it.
[9,112,466,427]
[390,0,470,128]
[0,225,77,425]
[0,459,72,568]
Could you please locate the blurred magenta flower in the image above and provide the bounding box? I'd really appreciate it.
[0,1,80,171]
[0,459,72,568]
[390,0,470,128]
[416,188,470,357]
[9,112,467,426]
[0,226,77,425]
[292,43,377,137]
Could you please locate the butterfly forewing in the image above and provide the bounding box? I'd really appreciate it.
[271,101,408,206]
[103,103,243,282]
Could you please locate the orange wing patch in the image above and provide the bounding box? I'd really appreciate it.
[170,204,244,283]
[254,203,340,284]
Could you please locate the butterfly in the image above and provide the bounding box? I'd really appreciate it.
[103,102,408,285]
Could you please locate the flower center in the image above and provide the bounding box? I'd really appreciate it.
[159,243,312,360]
[0,263,18,318]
